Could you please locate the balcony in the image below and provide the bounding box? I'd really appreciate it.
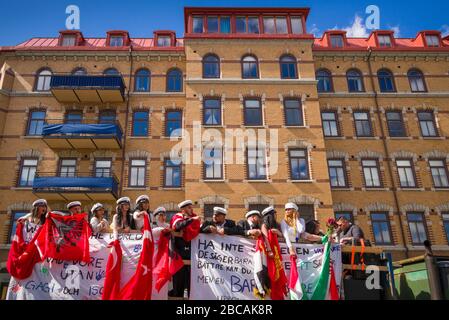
[32,173,119,201]
[50,75,126,103]
[42,120,123,150]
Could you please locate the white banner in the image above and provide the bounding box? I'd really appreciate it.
[191,234,342,300]
[6,229,169,300]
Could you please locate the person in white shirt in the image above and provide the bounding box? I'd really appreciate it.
[133,195,151,231]
[281,203,324,257]
[90,203,110,233]
[111,197,138,233]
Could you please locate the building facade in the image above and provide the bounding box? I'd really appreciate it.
[1,6,449,296]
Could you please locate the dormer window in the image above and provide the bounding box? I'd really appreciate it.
[291,16,304,34]
[193,16,204,33]
[330,35,344,48]
[378,35,392,47]
[62,35,77,47]
[157,35,171,47]
[426,35,440,47]
[207,16,219,33]
[236,16,260,34]
[110,36,124,47]
[263,16,288,34]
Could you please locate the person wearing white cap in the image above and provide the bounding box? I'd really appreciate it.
[133,195,151,231]
[259,206,283,258]
[153,207,169,229]
[90,203,110,233]
[111,197,137,233]
[237,210,262,239]
[200,207,242,236]
[67,201,82,215]
[169,200,201,298]
[281,203,325,257]
[17,199,48,232]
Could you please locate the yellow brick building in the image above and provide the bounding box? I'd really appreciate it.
[1,7,449,296]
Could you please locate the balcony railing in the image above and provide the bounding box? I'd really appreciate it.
[41,119,123,150]
[50,74,126,103]
[32,172,119,201]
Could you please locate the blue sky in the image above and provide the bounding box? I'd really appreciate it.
[0,0,448,45]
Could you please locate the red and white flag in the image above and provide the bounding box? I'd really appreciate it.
[102,240,122,300]
[119,213,154,300]
[288,255,304,300]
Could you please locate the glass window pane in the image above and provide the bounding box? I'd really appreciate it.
[207,17,219,33]
[275,17,287,34]
[291,17,303,34]
[193,16,204,33]
[263,17,275,34]
[248,17,260,34]
[220,17,231,33]
[236,17,247,33]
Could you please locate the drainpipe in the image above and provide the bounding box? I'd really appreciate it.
[119,46,133,197]
[366,47,409,259]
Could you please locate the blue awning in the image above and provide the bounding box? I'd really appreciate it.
[43,124,123,141]
[33,176,116,189]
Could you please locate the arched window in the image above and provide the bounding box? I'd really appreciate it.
[346,69,364,92]
[377,69,396,92]
[408,69,427,92]
[134,69,151,92]
[280,55,298,79]
[103,68,120,76]
[241,55,259,79]
[316,69,332,93]
[99,110,116,124]
[202,54,220,78]
[72,67,87,75]
[35,69,52,91]
[166,68,183,92]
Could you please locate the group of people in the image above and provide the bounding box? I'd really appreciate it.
[17,196,366,299]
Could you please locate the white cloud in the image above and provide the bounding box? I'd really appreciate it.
[342,15,369,38]
[441,25,449,37]
[389,26,401,37]
[309,24,320,37]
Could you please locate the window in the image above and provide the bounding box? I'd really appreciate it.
[95,159,112,178]
[19,158,38,187]
[291,16,304,34]
[135,69,151,92]
[386,111,406,137]
[408,69,426,92]
[59,159,76,177]
[72,68,87,75]
[443,213,449,244]
[247,145,267,180]
[248,204,269,213]
[27,110,46,136]
[321,112,339,137]
[248,17,260,34]
[316,69,333,92]
[418,111,438,137]
[289,149,309,181]
[328,159,347,188]
[129,159,146,187]
[104,68,120,76]
[203,98,222,126]
[426,35,440,47]
[204,204,224,221]
[335,212,354,224]
[235,16,261,34]
[203,54,220,78]
[192,16,204,33]
[35,69,52,91]
[284,99,303,126]
[65,111,82,124]
[354,111,372,137]
[407,213,428,245]
[207,17,219,33]
[166,69,183,92]
[165,111,182,137]
[429,160,449,188]
[241,55,259,79]
[397,160,416,188]
[9,211,28,243]
[157,36,171,47]
[263,17,287,34]
[244,99,263,126]
[164,159,182,188]
[377,69,396,92]
[362,159,382,188]
[236,16,247,33]
[110,36,124,47]
[347,69,364,92]
[99,110,116,124]
[371,213,393,245]
[298,205,315,223]
[280,55,298,79]
[132,111,149,137]
[203,146,223,180]
[330,35,344,48]
[62,35,76,46]
[378,35,392,47]
[220,16,231,34]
